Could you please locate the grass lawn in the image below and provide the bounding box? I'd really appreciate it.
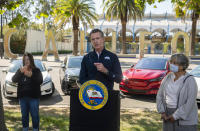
[4,107,200,131]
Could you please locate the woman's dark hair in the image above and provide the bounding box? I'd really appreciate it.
[22,52,36,69]
[170,53,189,71]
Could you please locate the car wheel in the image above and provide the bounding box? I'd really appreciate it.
[61,80,70,95]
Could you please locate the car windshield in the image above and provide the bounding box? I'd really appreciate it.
[190,66,200,77]
[67,57,83,68]
[8,60,46,73]
[134,58,167,70]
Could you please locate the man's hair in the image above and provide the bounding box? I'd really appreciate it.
[23,52,36,69]
[89,28,104,38]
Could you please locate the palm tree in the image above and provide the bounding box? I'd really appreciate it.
[103,0,144,54]
[173,0,200,55]
[54,0,97,56]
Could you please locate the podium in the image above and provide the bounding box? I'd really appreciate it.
[70,88,120,131]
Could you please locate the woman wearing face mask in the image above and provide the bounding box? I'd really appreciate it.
[156,53,198,131]
[12,53,43,131]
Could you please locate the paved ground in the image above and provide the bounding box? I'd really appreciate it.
[1,54,200,109]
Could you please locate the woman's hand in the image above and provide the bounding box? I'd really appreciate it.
[20,66,27,73]
[21,66,32,77]
[161,113,168,121]
[24,70,32,77]
[167,115,175,122]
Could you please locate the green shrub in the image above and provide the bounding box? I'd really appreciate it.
[10,40,26,54]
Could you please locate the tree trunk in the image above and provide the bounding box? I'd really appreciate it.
[73,29,79,56]
[72,15,79,56]
[0,84,8,131]
[190,12,199,55]
[4,13,7,25]
[43,17,45,31]
[121,21,127,54]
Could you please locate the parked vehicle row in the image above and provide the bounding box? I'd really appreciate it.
[1,56,200,104]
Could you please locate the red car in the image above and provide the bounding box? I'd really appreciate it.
[120,57,170,95]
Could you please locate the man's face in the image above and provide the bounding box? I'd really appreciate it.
[90,32,104,51]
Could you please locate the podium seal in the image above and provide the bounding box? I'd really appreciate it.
[79,80,108,110]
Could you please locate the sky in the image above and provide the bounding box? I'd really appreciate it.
[94,0,174,15]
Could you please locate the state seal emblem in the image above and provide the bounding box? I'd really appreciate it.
[79,80,108,110]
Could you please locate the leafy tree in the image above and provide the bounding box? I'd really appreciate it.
[103,0,145,54]
[0,1,25,130]
[172,0,200,55]
[53,0,98,56]
[35,0,55,31]
[0,0,27,27]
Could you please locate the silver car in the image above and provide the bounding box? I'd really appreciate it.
[2,59,55,98]
[59,55,83,95]
[190,65,200,103]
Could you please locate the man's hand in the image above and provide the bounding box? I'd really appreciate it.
[94,63,109,75]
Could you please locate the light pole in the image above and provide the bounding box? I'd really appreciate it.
[0,0,7,59]
[0,3,7,131]
[0,7,3,59]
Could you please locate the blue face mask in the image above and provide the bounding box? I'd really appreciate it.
[170,64,179,73]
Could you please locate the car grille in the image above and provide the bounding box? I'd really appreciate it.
[7,81,18,87]
[127,79,149,87]
[69,76,78,80]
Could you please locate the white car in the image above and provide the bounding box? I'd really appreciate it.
[190,66,200,103]
[2,59,55,98]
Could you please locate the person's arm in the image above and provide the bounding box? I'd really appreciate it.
[156,78,166,114]
[172,77,197,120]
[31,68,43,85]
[156,73,171,114]
[12,69,23,83]
[79,56,88,85]
[107,55,122,83]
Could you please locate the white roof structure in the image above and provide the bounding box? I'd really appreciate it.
[86,14,200,37]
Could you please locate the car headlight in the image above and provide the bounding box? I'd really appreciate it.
[64,74,69,81]
[149,76,164,82]
[123,75,128,81]
[5,80,17,86]
[64,75,77,81]
[43,76,51,85]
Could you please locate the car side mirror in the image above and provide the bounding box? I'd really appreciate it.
[47,67,52,72]
[2,68,7,73]
[61,63,65,68]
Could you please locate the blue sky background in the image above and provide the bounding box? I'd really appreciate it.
[94,0,174,15]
